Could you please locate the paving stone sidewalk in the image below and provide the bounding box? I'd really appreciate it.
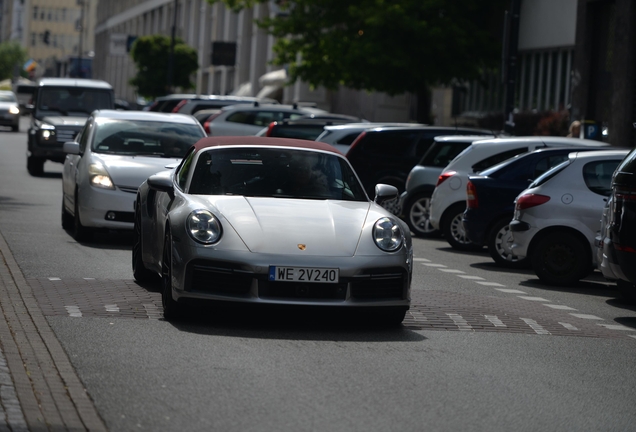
[0,232,107,431]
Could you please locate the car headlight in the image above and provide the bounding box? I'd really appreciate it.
[187,210,222,244]
[373,217,403,252]
[9,106,19,115]
[39,123,56,141]
[88,163,115,189]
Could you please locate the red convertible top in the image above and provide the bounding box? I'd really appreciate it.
[193,136,341,154]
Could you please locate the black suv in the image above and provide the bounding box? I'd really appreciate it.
[27,78,114,176]
[346,126,494,198]
[607,147,636,300]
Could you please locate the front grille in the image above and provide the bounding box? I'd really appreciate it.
[56,127,81,143]
[104,211,134,223]
[118,186,138,194]
[0,109,9,115]
[259,280,347,300]
[187,260,253,296]
[350,268,406,300]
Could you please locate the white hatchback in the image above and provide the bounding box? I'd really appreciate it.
[428,136,610,250]
[509,149,629,286]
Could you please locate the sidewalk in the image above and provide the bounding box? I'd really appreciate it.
[0,231,107,431]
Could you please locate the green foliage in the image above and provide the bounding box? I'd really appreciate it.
[207,0,507,95]
[0,41,27,81]
[129,34,199,99]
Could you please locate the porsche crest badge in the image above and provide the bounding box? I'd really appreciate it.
[297,244,306,251]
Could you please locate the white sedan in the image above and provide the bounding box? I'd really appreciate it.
[61,110,206,240]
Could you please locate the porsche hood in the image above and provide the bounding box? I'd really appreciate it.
[200,196,373,256]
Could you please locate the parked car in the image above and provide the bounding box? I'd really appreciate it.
[605,147,636,300]
[464,146,610,268]
[61,110,206,241]
[596,196,618,282]
[144,94,198,112]
[12,81,36,114]
[346,126,494,209]
[316,122,424,155]
[509,149,629,286]
[398,135,495,237]
[173,96,278,116]
[27,78,115,176]
[204,103,326,136]
[134,136,413,324]
[428,137,610,251]
[0,91,21,132]
[261,117,361,141]
[193,108,222,127]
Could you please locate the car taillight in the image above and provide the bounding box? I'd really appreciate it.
[266,121,278,137]
[515,194,550,210]
[171,99,188,113]
[436,171,457,187]
[203,113,222,135]
[466,181,478,209]
[614,185,636,201]
[614,244,636,253]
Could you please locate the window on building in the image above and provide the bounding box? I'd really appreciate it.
[33,6,38,20]
[30,32,36,46]
[61,8,66,21]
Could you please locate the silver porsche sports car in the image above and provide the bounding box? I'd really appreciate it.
[133,137,413,324]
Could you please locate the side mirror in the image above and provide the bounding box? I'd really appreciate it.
[374,184,398,205]
[63,141,81,155]
[147,172,175,198]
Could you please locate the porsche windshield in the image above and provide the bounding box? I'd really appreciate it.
[92,119,204,158]
[189,148,368,201]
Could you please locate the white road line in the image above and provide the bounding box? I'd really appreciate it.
[105,304,120,313]
[446,313,473,331]
[143,304,163,319]
[457,275,485,280]
[521,318,550,335]
[413,258,431,262]
[64,306,82,318]
[629,335,636,340]
[48,277,61,281]
[570,313,604,320]
[495,288,527,294]
[518,296,551,302]
[559,322,579,331]
[475,281,505,287]
[438,269,465,273]
[597,324,634,331]
[409,311,428,322]
[423,263,447,267]
[485,315,506,327]
[83,277,95,280]
[544,304,577,310]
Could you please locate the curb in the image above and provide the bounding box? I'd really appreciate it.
[0,231,107,431]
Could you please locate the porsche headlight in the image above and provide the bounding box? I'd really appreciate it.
[9,106,19,115]
[187,210,222,244]
[88,163,115,189]
[373,217,403,252]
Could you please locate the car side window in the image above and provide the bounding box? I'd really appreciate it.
[253,111,285,126]
[177,149,196,190]
[472,147,528,173]
[533,154,570,179]
[583,160,622,196]
[77,120,92,153]
[337,132,362,145]
[226,111,251,124]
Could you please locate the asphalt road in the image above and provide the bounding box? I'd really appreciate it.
[1,117,635,431]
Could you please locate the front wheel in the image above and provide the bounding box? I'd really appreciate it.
[27,156,44,176]
[441,203,482,251]
[162,229,186,320]
[487,217,529,268]
[405,194,439,237]
[61,197,73,230]
[531,232,591,286]
[132,202,158,283]
[73,191,92,241]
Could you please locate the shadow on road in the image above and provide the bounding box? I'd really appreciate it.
[517,276,619,298]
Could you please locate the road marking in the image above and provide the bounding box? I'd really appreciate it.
[143,304,163,320]
[438,269,465,273]
[446,313,473,331]
[48,277,61,281]
[521,318,550,335]
[518,296,551,302]
[64,306,82,318]
[83,277,95,280]
[475,281,505,287]
[105,304,120,313]
[485,315,506,327]
[413,258,431,262]
[570,313,604,320]
[629,335,636,340]
[409,311,428,322]
[457,275,485,280]
[597,324,634,331]
[423,263,447,267]
[559,322,579,331]
[495,288,527,294]
[544,304,577,310]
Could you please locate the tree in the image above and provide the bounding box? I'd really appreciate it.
[129,35,199,99]
[0,41,27,81]
[208,0,507,96]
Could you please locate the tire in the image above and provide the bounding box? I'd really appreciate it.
[132,201,157,283]
[531,232,591,286]
[377,308,407,327]
[27,156,44,176]
[11,124,18,132]
[162,229,186,320]
[73,191,92,241]
[61,197,73,230]
[441,203,482,251]
[487,217,529,268]
[405,193,439,237]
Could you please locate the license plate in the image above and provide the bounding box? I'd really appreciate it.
[269,266,339,283]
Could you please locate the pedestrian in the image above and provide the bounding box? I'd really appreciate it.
[567,120,581,138]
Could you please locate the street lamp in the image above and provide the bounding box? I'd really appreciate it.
[167,0,178,92]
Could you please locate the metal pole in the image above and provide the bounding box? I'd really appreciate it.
[78,0,84,61]
[167,0,178,92]
[503,0,521,134]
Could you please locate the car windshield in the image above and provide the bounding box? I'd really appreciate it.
[38,87,112,116]
[0,93,17,102]
[189,147,368,201]
[92,119,204,158]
